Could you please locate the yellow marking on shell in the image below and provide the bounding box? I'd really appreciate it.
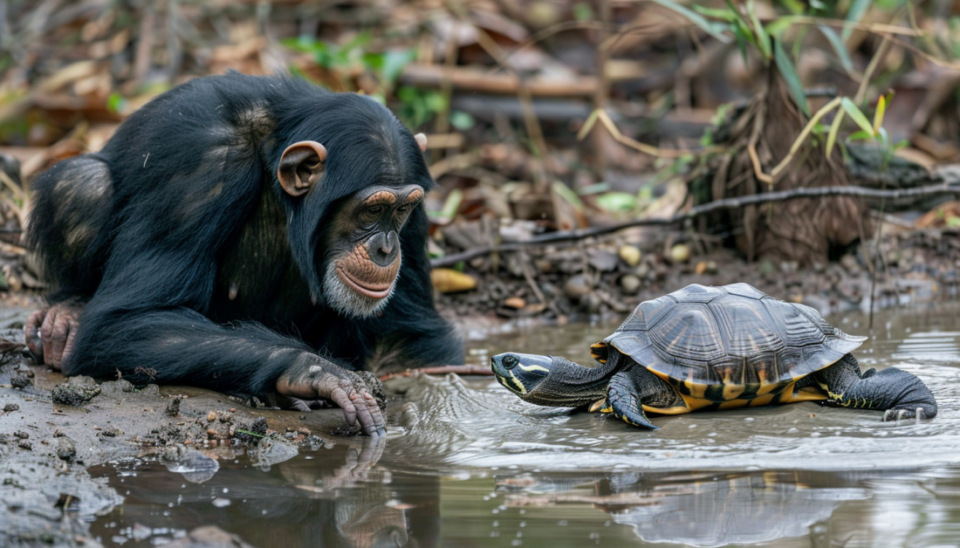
[748,394,776,407]
[516,363,550,373]
[677,395,715,412]
[757,370,780,396]
[722,383,744,400]
[507,371,527,395]
[685,371,709,399]
[643,404,692,415]
[588,399,606,413]
[600,405,613,414]
[779,384,827,404]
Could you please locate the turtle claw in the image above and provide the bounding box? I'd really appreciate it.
[882,407,929,422]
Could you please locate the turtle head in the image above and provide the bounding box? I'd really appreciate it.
[491,352,614,407]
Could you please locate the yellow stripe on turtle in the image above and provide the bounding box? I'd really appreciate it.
[779,383,827,403]
[590,342,608,363]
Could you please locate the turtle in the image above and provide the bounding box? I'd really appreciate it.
[490,283,937,429]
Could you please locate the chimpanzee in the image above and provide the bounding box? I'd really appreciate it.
[24,72,463,435]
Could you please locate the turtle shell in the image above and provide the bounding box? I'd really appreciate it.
[591,283,865,395]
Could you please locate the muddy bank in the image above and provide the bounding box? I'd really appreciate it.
[0,323,369,548]
[437,226,960,326]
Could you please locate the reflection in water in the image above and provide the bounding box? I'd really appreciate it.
[89,303,960,547]
[498,471,873,547]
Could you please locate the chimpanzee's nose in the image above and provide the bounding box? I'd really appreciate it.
[367,232,400,267]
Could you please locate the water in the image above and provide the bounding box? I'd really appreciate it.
[89,304,960,547]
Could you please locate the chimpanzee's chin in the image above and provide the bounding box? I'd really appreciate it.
[322,262,393,318]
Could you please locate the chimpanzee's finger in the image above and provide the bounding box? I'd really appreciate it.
[351,391,385,436]
[25,309,47,360]
[363,392,386,436]
[50,312,72,367]
[329,385,358,427]
[62,328,78,369]
[40,307,59,368]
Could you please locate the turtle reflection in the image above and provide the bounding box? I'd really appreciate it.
[497,470,873,547]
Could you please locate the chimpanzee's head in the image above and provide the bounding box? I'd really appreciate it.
[276,92,432,318]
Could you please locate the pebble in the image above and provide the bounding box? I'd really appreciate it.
[503,297,526,309]
[207,411,217,422]
[669,244,691,263]
[619,245,642,267]
[619,274,641,295]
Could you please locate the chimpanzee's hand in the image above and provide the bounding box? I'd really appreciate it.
[276,360,386,436]
[25,304,81,369]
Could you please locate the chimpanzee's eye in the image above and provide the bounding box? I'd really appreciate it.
[367,205,384,216]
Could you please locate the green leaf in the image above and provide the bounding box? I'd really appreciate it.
[747,0,771,59]
[847,129,872,141]
[379,49,416,85]
[649,0,732,43]
[818,25,854,75]
[840,97,874,135]
[596,192,638,212]
[777,0,806,15]
[842,0,871,41]
[765,16,796,38]
[691,5,738,22]
[946,216,960,228]
[572,2,594,21]
[732,23,751,65]
[825,110,844,158]
[449,111,475,131]
[106,93,125,114]
[773,39,809,116]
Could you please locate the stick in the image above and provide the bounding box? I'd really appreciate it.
[379,365,494,381]
[431,181,960,267]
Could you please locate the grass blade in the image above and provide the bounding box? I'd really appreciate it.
[818,25,854,75]
[842,0,871,41]
[841,97,874,135]
[774,39,809,116]
[651,0,732,43]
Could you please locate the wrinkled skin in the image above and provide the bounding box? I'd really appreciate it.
[277,359,386,436]
[26,304,81,369]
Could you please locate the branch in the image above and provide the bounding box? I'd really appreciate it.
[431,182,960,267]
[379,365,494,382]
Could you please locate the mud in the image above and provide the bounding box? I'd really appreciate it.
[0,322,366,548]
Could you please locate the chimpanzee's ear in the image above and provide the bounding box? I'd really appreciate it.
[414,133,428,152]
[278,141,327,197]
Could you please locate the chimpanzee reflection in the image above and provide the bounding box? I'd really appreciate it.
[94,437,438,548]
[496,470,875,547]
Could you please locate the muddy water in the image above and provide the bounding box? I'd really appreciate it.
[90,304,960,547]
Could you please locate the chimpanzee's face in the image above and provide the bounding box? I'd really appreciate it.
[321,184,423,317]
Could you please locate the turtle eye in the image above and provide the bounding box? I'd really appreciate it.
[501,355,519,369]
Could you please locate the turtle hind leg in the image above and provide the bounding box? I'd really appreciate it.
[814,354,938,420]
[603,368,683,430]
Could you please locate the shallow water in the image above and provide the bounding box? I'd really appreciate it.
[90,303,960,547]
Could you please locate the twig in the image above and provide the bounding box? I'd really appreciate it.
[379,365,494,381]
[431,182,960,267]
[578,108,721,158]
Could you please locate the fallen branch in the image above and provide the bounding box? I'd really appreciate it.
[431,181,960,267]
[379,365,494,382]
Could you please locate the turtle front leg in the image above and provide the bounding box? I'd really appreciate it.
[603,367,683,430]
[814,354,937,421]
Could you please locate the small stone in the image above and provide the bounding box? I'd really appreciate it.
[56,438,76,460]
[3,403,18,413]
[13,431,28,439]
[503,297,526,309]
[564,275,592,300]
[51,383,101,407]
[206,429,218,438]
[839,254,860,274]
[207,411,217,422]
[695,260,718,275]
[10,373,30,389]
[619,274,641,295]
[618,245,641,267]
[18,440,31,450]
[166,398,181,417]
[230,408,236,413]
[669,244,691,264]
[296,427,311,436]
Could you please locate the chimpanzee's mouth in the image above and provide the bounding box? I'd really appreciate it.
[335,265,395,299]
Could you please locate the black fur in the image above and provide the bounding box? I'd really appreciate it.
[27,72,463,395]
